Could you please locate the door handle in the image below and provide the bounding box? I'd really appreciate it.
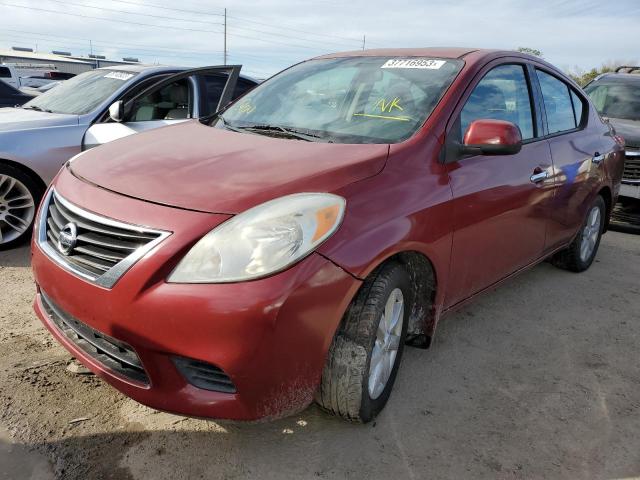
[530,171,548,183]
[592,152,605,164]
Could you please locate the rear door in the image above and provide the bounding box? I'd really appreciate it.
[445,61,555,307]
[532,67,613,250]
[83,65,242,149]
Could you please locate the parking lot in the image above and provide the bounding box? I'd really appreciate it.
[0,230,637,480]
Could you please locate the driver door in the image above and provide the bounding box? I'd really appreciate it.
[444,62,555,307]
[83,65,242,150]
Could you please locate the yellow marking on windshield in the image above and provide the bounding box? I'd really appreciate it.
[238,102,256,114]
[353,113,412,122]
[375,97,404,113]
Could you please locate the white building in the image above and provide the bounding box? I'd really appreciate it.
[0,47,144,75]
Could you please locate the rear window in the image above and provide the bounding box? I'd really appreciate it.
[570,90,584,126]
[536,69,577,134]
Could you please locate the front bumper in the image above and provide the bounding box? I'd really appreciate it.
[32,171,361,421]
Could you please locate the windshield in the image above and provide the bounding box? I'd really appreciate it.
[215,57,464,144]
[585,80,640,121]
[23,69,138,115]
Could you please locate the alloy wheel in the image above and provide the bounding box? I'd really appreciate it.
[0,174,36,245]
[368,288,404,400]
[580,205,601,262]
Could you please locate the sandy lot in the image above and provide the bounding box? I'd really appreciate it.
[1,231,639,480]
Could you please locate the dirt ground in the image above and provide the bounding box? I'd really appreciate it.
[1,231,639,480]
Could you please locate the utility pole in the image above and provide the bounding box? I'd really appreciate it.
[223,8,227,65]
[89,39,96,68]
[362,35,366,50]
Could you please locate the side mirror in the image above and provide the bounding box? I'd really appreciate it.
[461,119,522,156]
[108,100,124,123]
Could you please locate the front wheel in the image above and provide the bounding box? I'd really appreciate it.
[316,262,412,422]
[0,164,42,250]
[551,195,606,272]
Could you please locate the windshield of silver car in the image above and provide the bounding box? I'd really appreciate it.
[22,70,139,115]
[214,57,464,144]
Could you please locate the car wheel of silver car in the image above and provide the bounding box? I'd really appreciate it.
[0,164,42,250]
[552,195,606,272]
[316,261,411,423]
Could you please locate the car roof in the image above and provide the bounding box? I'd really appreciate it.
[98,64,256,83]
[314,47,481,60]
[100,64,187,74]
[312,47,560,68]
[593,72,640,84]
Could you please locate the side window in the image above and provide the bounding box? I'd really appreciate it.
[570,90,584,126]
[0,67,10,78]
[232,79,256,100]
[460,64,534,140]
[536,69,576,134]
[201,74,228,116]
[130,79,191,122]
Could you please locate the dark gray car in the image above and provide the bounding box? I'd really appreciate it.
[0,64,256,248]
[585,67,640,230]
[0,80,35,108]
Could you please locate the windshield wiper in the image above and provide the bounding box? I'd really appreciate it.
[217,117,329,142]
[241,124,331,142]
[217,116,246,133]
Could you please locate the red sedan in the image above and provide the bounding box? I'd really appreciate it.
[31,48,624,422]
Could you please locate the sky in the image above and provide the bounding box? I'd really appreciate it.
[0,0,639,79]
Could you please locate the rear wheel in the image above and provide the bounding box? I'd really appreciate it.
[552,195,605,272]
[316,262,411,422]
[0,164,42,250]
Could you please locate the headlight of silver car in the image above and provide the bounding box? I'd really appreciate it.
[168,193,346,283]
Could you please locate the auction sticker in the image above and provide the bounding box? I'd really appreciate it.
[104,71,135,81]
[381,58,446,69]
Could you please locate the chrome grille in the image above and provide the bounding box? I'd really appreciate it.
[624,148,640,182]
[38,189,170,288]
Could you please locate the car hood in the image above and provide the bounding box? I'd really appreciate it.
[0,107,78,131]
[70,120,389,214]
[609,118,640,147]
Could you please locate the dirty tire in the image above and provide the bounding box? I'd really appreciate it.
[0,163,43,250]
[551,195,606,272]
[316,262,411,423]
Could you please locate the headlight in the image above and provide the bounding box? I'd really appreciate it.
[168,193,346,283]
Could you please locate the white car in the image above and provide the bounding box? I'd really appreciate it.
[0,64,257,248]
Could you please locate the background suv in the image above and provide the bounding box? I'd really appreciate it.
[585,66,640,230]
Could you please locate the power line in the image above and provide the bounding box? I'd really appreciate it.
[43,0,357,51]
[43,0,224,26]
[0,2,338,53]
[107,0,224,18]
[226,14,362,45]
[103,0,364,45]
[0,27,224,55]
[228,21,359,50]
[0,1,225,34]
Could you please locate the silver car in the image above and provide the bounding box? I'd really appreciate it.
[0,64,255,248]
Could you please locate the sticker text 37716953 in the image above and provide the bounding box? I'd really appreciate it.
[381,59,446,70]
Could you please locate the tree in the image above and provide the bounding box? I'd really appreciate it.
[517,47,543,57]
[566,61,628,86]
